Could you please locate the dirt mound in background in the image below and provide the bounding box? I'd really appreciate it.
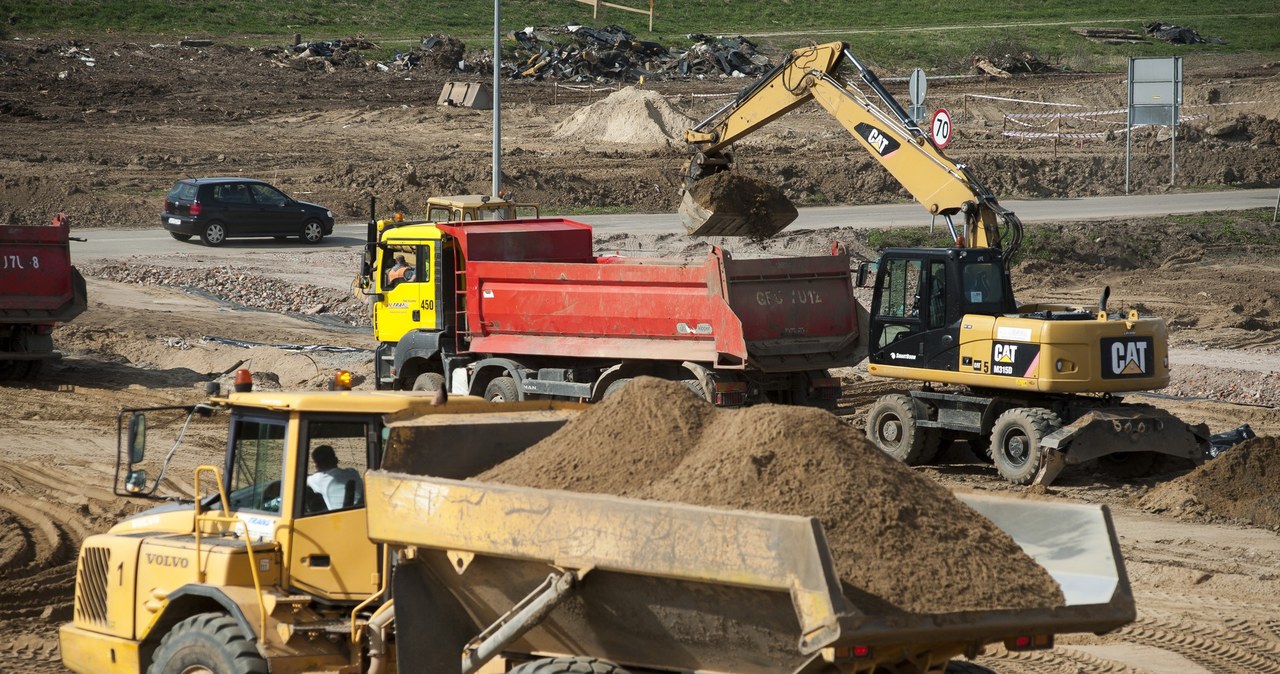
[552,87,693,145]
[1140,436,1280,528]
[480,377,1064,615]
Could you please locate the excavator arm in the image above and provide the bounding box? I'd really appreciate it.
[682,42,1022,257]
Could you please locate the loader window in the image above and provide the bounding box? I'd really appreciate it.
[226,418,287,513]
[300,420,371,516]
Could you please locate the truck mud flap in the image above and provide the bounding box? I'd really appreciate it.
[1035,407,1211,485]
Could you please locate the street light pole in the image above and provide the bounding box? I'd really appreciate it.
[492,0,502,200]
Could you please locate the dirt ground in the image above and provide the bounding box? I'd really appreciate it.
[2,36,1280,674]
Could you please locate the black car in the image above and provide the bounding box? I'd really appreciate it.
[162,177,335,246]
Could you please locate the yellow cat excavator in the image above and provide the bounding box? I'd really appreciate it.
[681,42,1209,485]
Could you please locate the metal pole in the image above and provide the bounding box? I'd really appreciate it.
[1273,188,1279,224]
[492,0,502,200]
[1170,101,1177,186]
[1124,59,1132,195]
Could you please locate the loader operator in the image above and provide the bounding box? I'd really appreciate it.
[306,444,363,511]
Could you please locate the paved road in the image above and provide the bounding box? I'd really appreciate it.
[72,188,1278,260]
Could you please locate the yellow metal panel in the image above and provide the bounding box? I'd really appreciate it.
[70,534,144,640]
[365,474,853,653]
[59,623,141,674]
[288,507,378,601]
[135,537,280,639]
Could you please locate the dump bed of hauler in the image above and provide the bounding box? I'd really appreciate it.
[441,218,863,370]
[0,223,86,323]
[365,410,1135,674]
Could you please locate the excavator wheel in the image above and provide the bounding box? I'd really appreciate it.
[866,394,940,465]
[508,657,631,674]
[990,408,1062,485]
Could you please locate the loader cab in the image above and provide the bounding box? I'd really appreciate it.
[868,247,1016,371]
[425,194,540,223]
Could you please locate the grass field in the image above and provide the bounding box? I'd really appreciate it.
[2,1,1277,71]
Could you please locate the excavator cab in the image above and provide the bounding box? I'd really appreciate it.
[868,247,1016,371]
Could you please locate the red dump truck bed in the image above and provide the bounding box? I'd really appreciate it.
[0,222,86,322]
[439,219,862,371]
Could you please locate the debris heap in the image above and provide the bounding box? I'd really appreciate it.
[551,87,693,145]
[480,377,1065,615]
[1141,436,1280,528]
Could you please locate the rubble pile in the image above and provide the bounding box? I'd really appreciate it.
[506,26,774,82]
[1144,21,1226,45]
[1140,436,1280,529]
[263,37,379,72]
[85,262,370,327]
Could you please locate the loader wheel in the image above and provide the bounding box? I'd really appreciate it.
[991,408,1062,485]
[866,394,938,465]
[147,612,267,674]
[411,372,445,392]
[484,376,520,402]
[508,656,632,674]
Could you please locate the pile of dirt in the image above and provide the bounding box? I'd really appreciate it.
[551,87,693,145]
[480,377,1065,615]
[1140,436,1280,528]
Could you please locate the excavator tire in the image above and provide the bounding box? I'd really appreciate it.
[508,657,632,674]
[867,394,939,465]
[146,612,267,674]
[991,408,1062,485]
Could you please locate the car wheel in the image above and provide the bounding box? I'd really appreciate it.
[169,232,193,242]
[301,219,324,244]
[200,221,227,247]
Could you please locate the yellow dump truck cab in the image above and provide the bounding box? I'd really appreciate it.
[59,387,491,674]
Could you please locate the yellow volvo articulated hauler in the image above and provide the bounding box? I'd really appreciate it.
[62,374,1134,674]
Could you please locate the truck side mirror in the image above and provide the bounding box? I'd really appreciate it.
[127,413,147,464]
[856,261,878,287]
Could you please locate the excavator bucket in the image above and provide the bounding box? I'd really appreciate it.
[679,173,798,237]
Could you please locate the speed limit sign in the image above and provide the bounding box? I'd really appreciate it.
[931,108,953,149]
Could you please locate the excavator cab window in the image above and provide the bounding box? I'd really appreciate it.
[873,258,923,348]
[959,260,1014,316]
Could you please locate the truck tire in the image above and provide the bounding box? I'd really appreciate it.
[411,372,445,392]
[990,408,1062,485]
[866,394,937,465]
[147,612,267,674]
[508,657,632,674]
[602,378,632,399]
[200,221,227,247]
[300,219,325,244]
[484,376,520,402]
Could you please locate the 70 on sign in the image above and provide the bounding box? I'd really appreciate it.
[931,108,953,149]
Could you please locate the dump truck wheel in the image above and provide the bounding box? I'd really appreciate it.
[867,394,935,465]
[147,612,267,674]
[991,408,1062,485]
[411,372,445,392]
[169,232,193,242]
[484,376,520,402]
[508,656,631,674]
[200,221,227,247]
[602,378,632,399]
[1094,451,1157,479]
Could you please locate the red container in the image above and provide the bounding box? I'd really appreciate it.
[441,219,861,372]
[0,222,86,322]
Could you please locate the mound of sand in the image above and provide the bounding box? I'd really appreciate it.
[552,87,694,145]
[1141,436,1280,528]
[480,377,1064,615]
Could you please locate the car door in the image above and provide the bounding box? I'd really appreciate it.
[247,183,297,236]
[210,182,258,237]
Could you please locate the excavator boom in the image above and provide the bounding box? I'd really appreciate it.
[682,42,1021,257]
